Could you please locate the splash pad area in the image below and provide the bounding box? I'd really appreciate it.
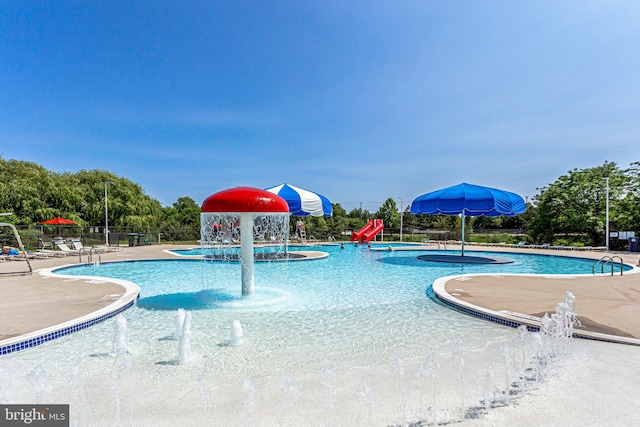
[2,245,640,426]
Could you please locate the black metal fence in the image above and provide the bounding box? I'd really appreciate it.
[1,225,203,250]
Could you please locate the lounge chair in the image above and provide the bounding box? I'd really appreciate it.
[71,239,121,253]
[38,238,54,250]
[507,241,528,248]
[531,243,551,249]
[54,241,81,255]
[71,239,101,253]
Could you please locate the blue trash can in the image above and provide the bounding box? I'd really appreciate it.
[629,237,639,252]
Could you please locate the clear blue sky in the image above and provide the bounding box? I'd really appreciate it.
[2,1,639,211]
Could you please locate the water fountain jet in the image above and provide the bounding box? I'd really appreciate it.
[230,319,244,346]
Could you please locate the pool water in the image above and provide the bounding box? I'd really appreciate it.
[57,244,604,312]
[1,245,624,426]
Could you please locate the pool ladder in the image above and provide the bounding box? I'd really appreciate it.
[421,238,447,249]
[78,247,102,266]
[592,255,624,276]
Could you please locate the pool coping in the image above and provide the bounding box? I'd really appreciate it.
[0,265,140,355]
[432,268,640,346]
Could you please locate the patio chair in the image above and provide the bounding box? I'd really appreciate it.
[531,243,551,249]
[54,241,81,255]
[71,239,108,254]
[38,238,54,250]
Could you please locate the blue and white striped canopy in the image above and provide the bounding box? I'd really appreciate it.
[265,183,333,217]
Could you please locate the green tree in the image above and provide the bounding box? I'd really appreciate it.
[615,162,640,233]
[347,207,371,231]
[171,197,201,228]
[0,159,164,228]
[326,203,349,240]
[528,161,625,245]
[374,198,400,228]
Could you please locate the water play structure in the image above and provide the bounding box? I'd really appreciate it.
[350,219,384,243]
[200,187,291,296]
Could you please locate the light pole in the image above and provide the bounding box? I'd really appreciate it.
[398,197,403,242]
[105,181,113,246]
[605,177,609,251]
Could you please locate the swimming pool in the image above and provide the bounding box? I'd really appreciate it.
[56,245,609,313]
[2,245,631,426]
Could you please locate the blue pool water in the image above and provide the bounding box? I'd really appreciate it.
[57,244,611,313]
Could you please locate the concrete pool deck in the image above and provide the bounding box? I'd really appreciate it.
[1,243,639,351]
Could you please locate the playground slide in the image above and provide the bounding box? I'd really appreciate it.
[350,219,384,243]
[361,221,384,242]
[350,220,374,241]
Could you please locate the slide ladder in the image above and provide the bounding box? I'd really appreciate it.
[350,219,384,243]
[296,221,307,242]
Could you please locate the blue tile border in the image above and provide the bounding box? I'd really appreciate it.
[431,289,541,332]
[0,299,136,356]
[431,290,620,343]
[430,274,640,346]
[1,264,141,356]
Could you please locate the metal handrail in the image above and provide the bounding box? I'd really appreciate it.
[0,221,32,273]
[89,247,102,266]
[78,247,91,264]
[592,255,624,276]
[422,239,447,250]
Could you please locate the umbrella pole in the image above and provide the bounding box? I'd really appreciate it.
[461,212,465,256]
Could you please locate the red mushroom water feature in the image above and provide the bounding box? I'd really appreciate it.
[201,187,291,296]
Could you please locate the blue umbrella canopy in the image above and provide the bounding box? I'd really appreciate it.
[410,182,526,217]
[265,183,333,217]
[410,183,526,256]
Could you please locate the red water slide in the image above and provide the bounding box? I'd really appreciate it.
[350,219,384,243]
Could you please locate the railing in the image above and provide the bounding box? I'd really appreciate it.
[592,256,624,276]
[422,238,447,249]
[78,247,102,266]
[78,247,90,264]
[90,247,102,266]
[0,222,32,274]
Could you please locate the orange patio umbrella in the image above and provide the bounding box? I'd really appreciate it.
[39,217,78,235]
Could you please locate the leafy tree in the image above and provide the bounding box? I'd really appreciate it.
[326,203,349,240]
[0,158,163,228]
[346,207,371,231]
[400,206,417,232]
[170,197,201,228]
[615,161,640,233]
[374,198,400,228]
[528,161,625,245]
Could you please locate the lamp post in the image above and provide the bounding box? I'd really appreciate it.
[605,177,609,251]
[104,181,113,246]
[398,197,403,242]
